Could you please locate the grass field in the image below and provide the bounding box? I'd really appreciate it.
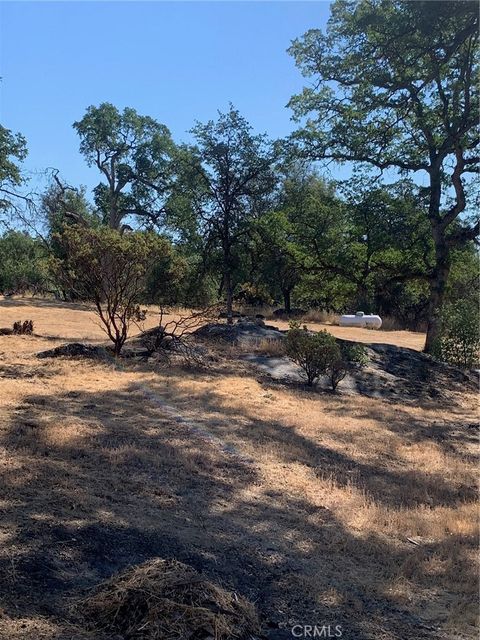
[0,299,477,639]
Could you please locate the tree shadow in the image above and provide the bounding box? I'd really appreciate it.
[0,382,476,639]
[323,399,479,465]
[141,375,478,509]
[0,297,91,312]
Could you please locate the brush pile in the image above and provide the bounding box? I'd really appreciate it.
[78,558,261,640]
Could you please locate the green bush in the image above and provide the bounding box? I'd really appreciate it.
[340,343,369,368]
[53,226,175,355]
[286,324,340,387]
[434,301,480,369]
[286,324,369,390]
[329,343,369,391]
[0,231,49,294]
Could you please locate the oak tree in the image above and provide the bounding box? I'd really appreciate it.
[73,103,176,230]
[289,0,479,351]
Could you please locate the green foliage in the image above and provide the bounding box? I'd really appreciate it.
[328,342,369,392]
[0,124,28,222]
[289,0,479,351]
[73,103,176,229]
[286,324,340,387]
[236,282,273,307]
[0,231,49,293]
[286,322,369,390]
[0,125,27,189]
[289,0,478,176]
[144,245,186,305]
[251,210,301,310]
[187,106,276,320]
[340,342,369,368]
[42,181,100,235]
[433,301,480,369]
[53,226,178,354]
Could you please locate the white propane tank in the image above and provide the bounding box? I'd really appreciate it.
[339,311,382,329]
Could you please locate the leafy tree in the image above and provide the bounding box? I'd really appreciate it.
[289,0,479,352]
[73,103,176,229]
[444,244,479,307]
[53,227,176,355]
[0,231,48,294]
[340,181,433,311]
[252,210,301,312]
[329,342,368,391]
[187,106,276,323]
[41,174,99,234]
[0,124,28,224]
[282,171,350,307]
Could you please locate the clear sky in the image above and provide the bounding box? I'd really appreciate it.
[0,1,331,194]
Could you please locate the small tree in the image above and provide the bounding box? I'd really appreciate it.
[187,106,276,324]
[54,226,176,355]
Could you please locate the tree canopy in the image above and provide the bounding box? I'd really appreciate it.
[0,3,478,362]
[0,124,28,224]
[289,0,479,350]
[185,106,276,322]
[73,103,177,230]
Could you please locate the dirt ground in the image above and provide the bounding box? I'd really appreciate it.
[0,299,478,639]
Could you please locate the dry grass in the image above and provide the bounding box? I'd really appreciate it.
[299,309,339,324]
[245,337,286,357]
[0,297,477,639]
[79,558,260,640]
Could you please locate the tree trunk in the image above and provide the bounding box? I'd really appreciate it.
[108,159,118,229]
[224,271,233,324]
[424,235,450,354]
[282,288,292,313]
[356,279,370,312]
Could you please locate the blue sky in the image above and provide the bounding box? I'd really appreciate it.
[0,1,331,194]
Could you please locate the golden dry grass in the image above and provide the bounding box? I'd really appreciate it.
[0,298,477,639]
[0,296,427,350]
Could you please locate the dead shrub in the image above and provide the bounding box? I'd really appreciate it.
[300,309,339,325]
[78,558,261,640]
[253,337,286,356]
[378,315,404,331]
[12,320,34,335]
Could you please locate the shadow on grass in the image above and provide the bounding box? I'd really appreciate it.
[0,379,476,639]
[0,297,92,312]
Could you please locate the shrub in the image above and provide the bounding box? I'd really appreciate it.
[286,324,369,390]
[12,320,34,335]
[340,342,369,368]
[328,343,369,392]
[433,301,480,369]
[286,323,340,387]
